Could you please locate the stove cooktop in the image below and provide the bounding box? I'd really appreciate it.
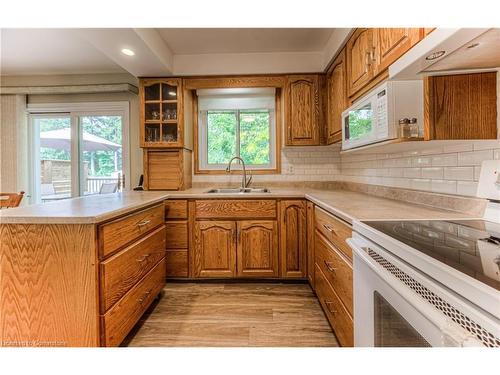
[363,219,500,291]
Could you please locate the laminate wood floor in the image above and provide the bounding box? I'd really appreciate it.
[124,282,339,347]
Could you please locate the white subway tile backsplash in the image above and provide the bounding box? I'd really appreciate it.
[458,150,493,166]
[431,180,457,194]
[412,156,432,167]
[443,167,474,181]
[403,168,421,178]
[457,181,479,197]
[432,154,457,167]
[421,167,443,179]
[411,179,431,190]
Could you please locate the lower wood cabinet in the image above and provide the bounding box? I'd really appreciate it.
[280,200,307,278]
[193,219,279,278]
[237,220,279,277]
[193,220,237,278]
[315,263,353,347]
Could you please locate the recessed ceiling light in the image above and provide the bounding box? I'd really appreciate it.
[425,50,446,61]
[121,48,135,56]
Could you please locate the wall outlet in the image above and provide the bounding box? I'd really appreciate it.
[287,165,294,174]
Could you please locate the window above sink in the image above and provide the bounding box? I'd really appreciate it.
[196,87,280,174]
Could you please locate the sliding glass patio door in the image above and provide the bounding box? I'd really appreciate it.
[30,103,128,204]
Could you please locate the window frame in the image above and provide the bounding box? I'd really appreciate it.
[194,90,282,175]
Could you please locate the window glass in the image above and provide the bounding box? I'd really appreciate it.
[207,111,237,164]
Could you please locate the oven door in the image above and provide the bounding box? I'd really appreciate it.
[348,236,484,347]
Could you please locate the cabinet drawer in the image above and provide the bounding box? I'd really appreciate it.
[166,250,188,277]
[314,206,353,260]
[195,200,277,219]
[100,226,166,313]
[165,221,188,249]
[101,258,166,347]
[99,204,165,258]
[315,264,353,347]
[315,231,353,315]
[165,200,188,219]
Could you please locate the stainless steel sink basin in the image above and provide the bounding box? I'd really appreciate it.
[206,187,271,194]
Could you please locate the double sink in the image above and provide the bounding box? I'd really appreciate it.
[206,187,271,194]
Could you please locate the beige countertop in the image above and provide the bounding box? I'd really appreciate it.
[0,187,480,225]
[0,191,169,224]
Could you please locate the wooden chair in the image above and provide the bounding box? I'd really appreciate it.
[0,191,25,208]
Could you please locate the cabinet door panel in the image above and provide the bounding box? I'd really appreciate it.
[280,200,307,278]
[285,75,320,145]
[237,221,278,277]
[375,28,422,74]
[327,48,348,144]
[347,28,373,97]
[193,221,236,277]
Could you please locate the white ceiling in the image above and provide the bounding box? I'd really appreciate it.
[157,28,334,54]
[0,28,349,77]
[0,29,126,75]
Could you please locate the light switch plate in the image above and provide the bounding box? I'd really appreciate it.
[477,160,500,200]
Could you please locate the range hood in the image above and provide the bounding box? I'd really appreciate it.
[389,28,500,80]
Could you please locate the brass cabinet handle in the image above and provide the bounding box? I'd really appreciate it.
[137,219,151,227]
[136,253,151,263]
[324,301,337,315]
[323,223,336,235]
[324,260,338,273]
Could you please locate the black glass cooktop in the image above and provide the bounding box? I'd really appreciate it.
[363,219,500,291]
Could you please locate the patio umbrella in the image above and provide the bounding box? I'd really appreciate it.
[40,128,121,151]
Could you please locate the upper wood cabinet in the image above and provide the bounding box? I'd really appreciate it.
[140,78,183,148]
[374,28,423,75]
[143,148,192,190]
[326,48,348,144]
[346,28,424,99]
[284,75,321,146]
[236,220,278,277]
[193,220,236,278]
[424,72,498,140]
[279,200,307,278]
[346,28,374,98]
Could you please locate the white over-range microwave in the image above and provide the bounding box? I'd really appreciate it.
[342,80,424,150]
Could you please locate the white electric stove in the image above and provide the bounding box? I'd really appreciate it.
[347,160,500,347]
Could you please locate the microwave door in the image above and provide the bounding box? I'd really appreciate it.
[345,101,376,148]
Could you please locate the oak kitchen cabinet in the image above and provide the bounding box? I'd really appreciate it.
[346,28,424,100]
[374,28,422,74]
[326,48,348,144]
[190,199,307,279]
[143,148,192,190]
[284,74,321,146]
[164,199,189,277]
[0,202,167,347]
[237,220,279,277]
[346,28,374,98]
[192,200,279,278]
[424,72,498,140]
[312,205,354,347]
[193,220,237,278]
[280,200,307,278]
